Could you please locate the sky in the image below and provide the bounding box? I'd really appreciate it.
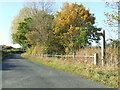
[0,0,118,48]
[0,2,24,48]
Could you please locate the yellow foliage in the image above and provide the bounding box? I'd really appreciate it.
[25,31,39,45]
[53,2,95,45]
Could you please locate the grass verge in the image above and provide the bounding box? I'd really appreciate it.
[21,53,119,88]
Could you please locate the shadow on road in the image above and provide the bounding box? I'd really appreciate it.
[1,54,25,71]
[3,54,24,60]
[1,62,17,71]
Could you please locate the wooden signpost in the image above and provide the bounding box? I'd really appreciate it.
[96,29,106,66]
[101,29,106,66]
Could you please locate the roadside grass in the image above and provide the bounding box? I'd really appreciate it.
[21,53,119,88]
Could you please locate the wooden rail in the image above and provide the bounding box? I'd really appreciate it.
[32,53,98,65]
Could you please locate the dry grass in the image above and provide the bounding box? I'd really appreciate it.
[76,47,118,66]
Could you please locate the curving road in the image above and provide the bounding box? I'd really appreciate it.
[1,54,110,88]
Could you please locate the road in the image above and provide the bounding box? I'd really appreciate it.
[1,54,110,88]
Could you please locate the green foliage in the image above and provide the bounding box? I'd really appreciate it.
[46,33,65,54]
[12,18,32,49]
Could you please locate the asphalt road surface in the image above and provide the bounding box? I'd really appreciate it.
[1,54,110,88]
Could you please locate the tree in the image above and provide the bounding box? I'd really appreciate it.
[104,1,119,41]
[46,32,66,54]
[10,7,39,33]
[11,1,56,33]
[12,18,32,49]
[104,1,119,27]
[53,2,99,54]
[26,10,54,47]
[11,7,54,50]
[24,1,56,15]
[25,31,40,45]
[12,10,54,54]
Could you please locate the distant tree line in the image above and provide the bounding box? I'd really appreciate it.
[0,45,24,56]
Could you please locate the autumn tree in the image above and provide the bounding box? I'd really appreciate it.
[12,11,54,52]
[53,2,100,55]
[11,1,56,33]
[11,7,39,33]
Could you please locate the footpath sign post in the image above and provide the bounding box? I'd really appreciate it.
[101,29,106,66]
[96,29,106,66]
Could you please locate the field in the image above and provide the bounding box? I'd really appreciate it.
[76,47,118,66]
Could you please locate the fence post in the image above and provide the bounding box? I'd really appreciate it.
[73,51,76,59]
[94,53,98,65]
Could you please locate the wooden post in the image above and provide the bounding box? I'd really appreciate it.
[94,53,98,65]
[73,51,76,59]
[95,29,106,66]
[101,29,106,66]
